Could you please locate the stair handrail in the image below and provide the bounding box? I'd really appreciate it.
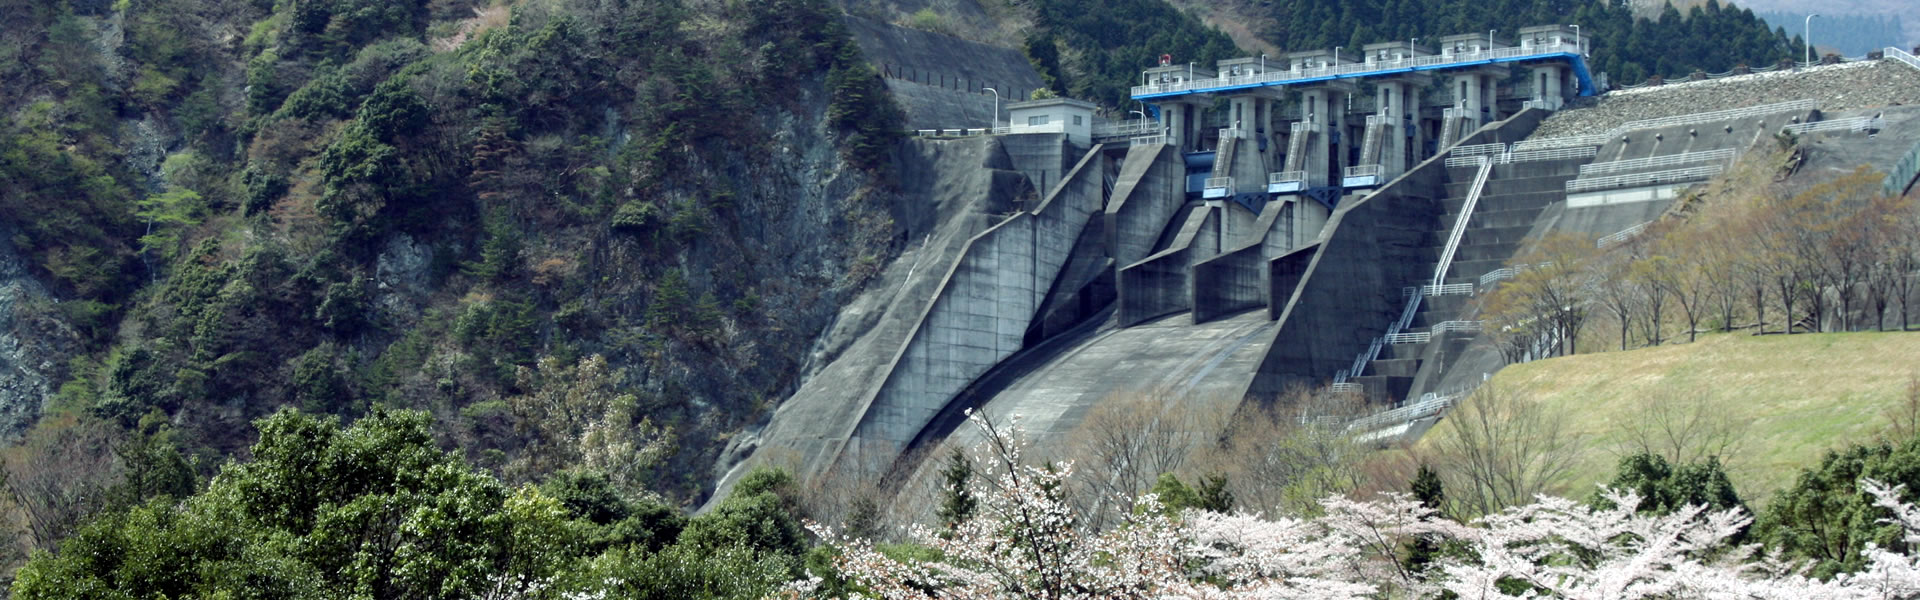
[1433,156,1494,287]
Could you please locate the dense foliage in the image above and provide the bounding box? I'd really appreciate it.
[11,409,806,599]
[1025,0,1241,108]
[0,0,903,528]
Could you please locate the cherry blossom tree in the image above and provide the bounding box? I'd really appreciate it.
[804,412,1920,600]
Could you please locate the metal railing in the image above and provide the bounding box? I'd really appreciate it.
[1131,42,1584,98]
[1360,118,1386,165]
[1343,164,1383,179]
[1269,171,1307,185]
[1506,146,1598,163]
[1885,139,1920,197]
[1344,337,1385,382]
[1565,164,1723,192]
[1597,221,1651,248]
[1219,126,1246,140]
[1345,391,1459,434]
[1094,120,1159,138]
[1330,382,1362,394]
[1887,46,1920,73]
[992,122,1068,135]
[1284,120,1314,173]
[1520,99,1550,111]
[1386,332,1432,344]
[1480,266,1519,286]
[1617,99,1820,133]
[1445,145,1598,167]
[1410,283,1476,296]
[1433,320,1485,333]
[1204,177,1235,194]
[1579,148,1735,176]
[1433,157,1494,287]
[1131,134,1167,147]
[1451,142,1507,158]
[1780,116,1883,135]
[1508,134,1613,152]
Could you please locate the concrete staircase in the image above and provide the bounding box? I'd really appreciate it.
[1344,155,1589,406]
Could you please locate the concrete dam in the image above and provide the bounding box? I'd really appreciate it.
[711,18,1920,508]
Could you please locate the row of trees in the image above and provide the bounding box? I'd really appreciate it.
[812,409,1920,599]
[1487,156,1920,359]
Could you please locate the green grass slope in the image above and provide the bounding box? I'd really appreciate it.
[1420,330,1920,507]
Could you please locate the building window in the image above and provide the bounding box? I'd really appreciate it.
[1029,115,1049,126]
[1072,115,1083,125]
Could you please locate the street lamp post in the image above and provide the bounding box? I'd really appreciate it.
[1570,24,1580,56]
[1489,29,1497,55]
[1130,109,1147,130]
[983,87,999,130]
[1411,37,1418,60]
[1332,46,1341,72]
[1260,53,1267,75]
[1805,14,1820,65]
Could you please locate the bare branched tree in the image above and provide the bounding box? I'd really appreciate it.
[1432,383,1581,518]
[1063,388,1228,529]
[1617,387,1746,469]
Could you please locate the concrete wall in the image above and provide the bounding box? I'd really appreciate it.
[1245,110,1549,398]
[1000,133,1073,200]
[1117,206,1218,325]
[1193,200,1292,323]
[835,145,1109,474]
[1104,143,1187,267]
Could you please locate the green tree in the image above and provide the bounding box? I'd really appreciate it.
[935,447,976,530]
[1762,437,1920,578]
[11,408,589,600]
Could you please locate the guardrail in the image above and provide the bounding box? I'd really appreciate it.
[1345,391,1458,434]
[1479,267,1518,286]
[1886,139,1920,197]
[1409,283,1476,296]
[1269,171,1307,185]
[1579,148,1735,176]
[1094,120,1158,138]
[1386,332,1432,344]
[1219,126,1246,140]
[1445,145,1599,167]
[1433,157,1494,287]
[1597,221,1650,248]
[1433,320,1485,333]
[1204,176,1235,195]
[1131,134,1167,147]
[1343,164,1383,178]
[1330,382,1362,394]
[1131,42,1583,98]
[1451,142,1507,157]
[1780,116,1883,135]
[1508,134,1613,152]
[1566,164,1723,193]
[1887,46,1920,73]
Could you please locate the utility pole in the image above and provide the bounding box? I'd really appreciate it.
[1804,14,1819,65]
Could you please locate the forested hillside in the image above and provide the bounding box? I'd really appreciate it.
[0,0,907,572]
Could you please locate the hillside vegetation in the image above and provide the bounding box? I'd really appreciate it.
[1419,330,1920,506]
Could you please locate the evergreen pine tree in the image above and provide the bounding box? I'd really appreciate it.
[935,447,976,531]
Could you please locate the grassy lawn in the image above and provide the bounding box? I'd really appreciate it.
[1414,329,1920,508]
